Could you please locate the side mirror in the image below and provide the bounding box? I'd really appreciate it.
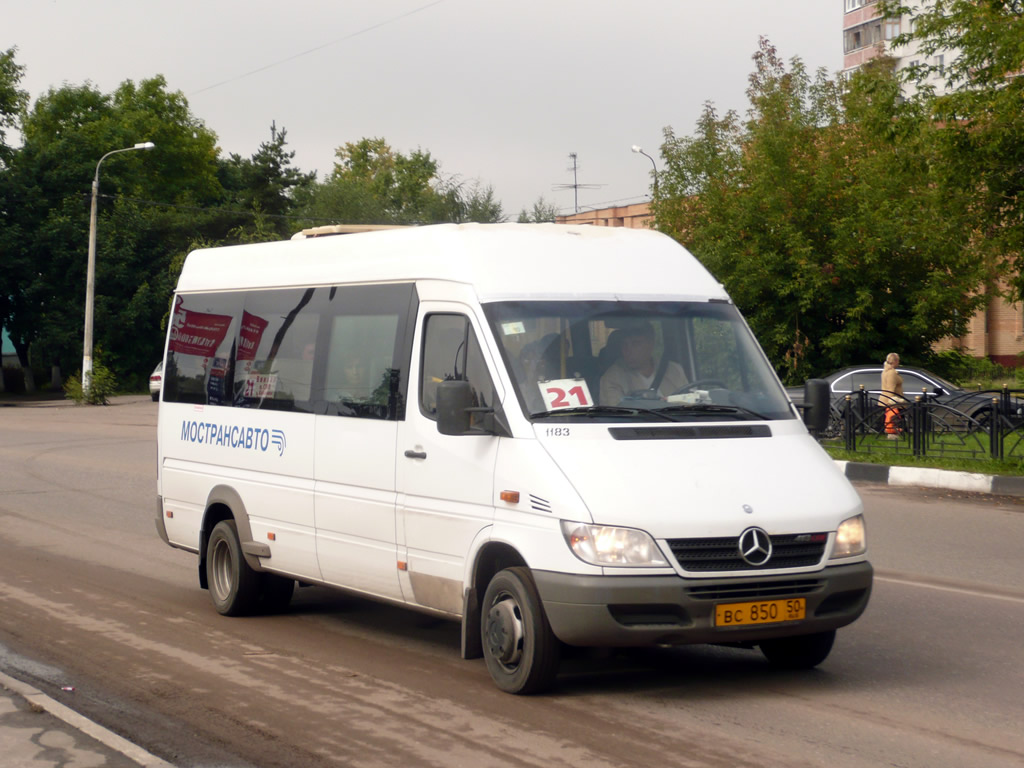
[802,378,830,436]
[437,380,474,435]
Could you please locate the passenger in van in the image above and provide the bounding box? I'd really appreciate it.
[599,322,687,405]
[519,334,563,413]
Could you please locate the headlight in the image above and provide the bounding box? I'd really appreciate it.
[561,521,668,567]
[832,514,866,558]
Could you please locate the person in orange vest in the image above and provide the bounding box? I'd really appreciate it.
[880,352,905,439]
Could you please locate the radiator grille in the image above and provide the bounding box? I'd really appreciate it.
[667,533,827,572]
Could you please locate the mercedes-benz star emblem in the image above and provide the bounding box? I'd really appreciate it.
[738,527,772,566]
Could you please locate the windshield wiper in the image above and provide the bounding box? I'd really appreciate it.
[531,406,675,421]
[651,404,770,421]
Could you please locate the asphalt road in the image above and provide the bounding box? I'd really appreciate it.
[0,398,1022,768]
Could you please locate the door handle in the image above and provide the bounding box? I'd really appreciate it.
[404,449,427,460]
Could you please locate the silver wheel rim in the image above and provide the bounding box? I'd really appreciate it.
[210,536,233,603]
[485,592,525,671]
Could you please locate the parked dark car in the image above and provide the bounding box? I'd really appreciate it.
[787,364,1023,432]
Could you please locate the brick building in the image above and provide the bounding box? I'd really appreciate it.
[555,202,653,229]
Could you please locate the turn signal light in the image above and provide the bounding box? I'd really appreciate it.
[500,490,520,504]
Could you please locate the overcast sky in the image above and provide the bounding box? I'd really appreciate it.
[4,0,844,218]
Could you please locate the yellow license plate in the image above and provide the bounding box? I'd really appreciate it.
[715,598,806,627]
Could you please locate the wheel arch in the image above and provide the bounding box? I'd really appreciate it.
[460,540,528,660]
[198,485,264,589]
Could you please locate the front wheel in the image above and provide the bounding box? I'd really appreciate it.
[206,519,261,616]
[481,567,561,694]
[759,629,835,669]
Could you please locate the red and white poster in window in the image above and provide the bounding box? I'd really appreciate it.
[237,310,269,362]
[168,297,232,357]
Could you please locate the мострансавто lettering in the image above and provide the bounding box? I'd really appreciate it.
[180,420,271,452]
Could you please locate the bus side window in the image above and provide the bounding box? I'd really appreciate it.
[323,313,400,419]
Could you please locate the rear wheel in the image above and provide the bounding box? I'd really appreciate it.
[206,520,261,616]
[759,629,835,669]
[481,567,561,694]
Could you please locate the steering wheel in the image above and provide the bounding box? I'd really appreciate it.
[671,379,729,396]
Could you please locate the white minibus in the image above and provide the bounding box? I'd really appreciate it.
[156,223,871,694]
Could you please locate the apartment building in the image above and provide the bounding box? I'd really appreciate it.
[843,0,957,97]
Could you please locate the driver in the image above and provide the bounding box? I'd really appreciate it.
[599,322,688,405]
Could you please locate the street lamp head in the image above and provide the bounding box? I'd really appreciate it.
[631,145,643,154]
[134,142,156,150]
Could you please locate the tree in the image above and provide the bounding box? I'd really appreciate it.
[878,0,1024,300]
[460,181,505,223]
[0,47,29,393]
[517,196,559,223]
[0,48,27,166]
[298,137,503,225]
[219,123,315,238]
[2,76,224,389]
[653,39,988,383]
[317,137,441,224]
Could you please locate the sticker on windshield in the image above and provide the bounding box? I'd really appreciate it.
[538,378,593,411]
[501,321,526,336]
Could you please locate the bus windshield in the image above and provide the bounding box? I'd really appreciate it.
[482,300,794,423]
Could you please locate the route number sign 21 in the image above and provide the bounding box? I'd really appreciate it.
[538,378,594,410]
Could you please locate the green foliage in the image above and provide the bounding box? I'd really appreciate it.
[654,39,988,384]
[303,137,441,224]
[1,51,507,396]
[878,0,1024,301]
[924,349,1008,387]
[219,125,315,238]
[0,47,28,166]
[298,137,504,225]
[517,196,559,223]
[822,444,1024,476]
[63,361,118,405]
[0,74,228,387]
[459,181,505,223]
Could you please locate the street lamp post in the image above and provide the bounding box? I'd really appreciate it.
[82,141,155,397]
[631,145,659,197]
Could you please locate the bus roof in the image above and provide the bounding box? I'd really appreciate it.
[175,223,727,303]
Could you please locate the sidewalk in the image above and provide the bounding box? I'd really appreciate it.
[835,459,1024,497]
[0,393,150,408]
[0,671,172,767]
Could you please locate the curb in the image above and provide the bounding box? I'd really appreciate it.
[0,670,173,768]
[834,460,1024,497]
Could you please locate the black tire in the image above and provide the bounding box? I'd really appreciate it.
[260,573,295,612]
[481,567,561,694]
[206,520,261,616]
[759,629,836,669]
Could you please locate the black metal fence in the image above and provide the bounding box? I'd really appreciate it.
[829,386,1024,462]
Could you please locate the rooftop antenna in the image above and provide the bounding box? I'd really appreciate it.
[552,152,603,213]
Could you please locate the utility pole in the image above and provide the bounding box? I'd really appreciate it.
[551,152,603,213]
